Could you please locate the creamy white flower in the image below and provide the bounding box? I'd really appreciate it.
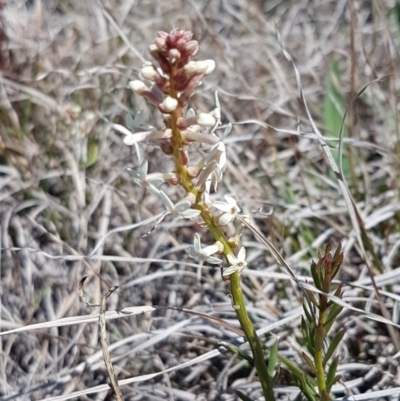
[187,234,222,264]
[159,191,201,219]
[213,195,241,226]
[223,247,247,277]
[201,141,227,191]
[113,124,172,146]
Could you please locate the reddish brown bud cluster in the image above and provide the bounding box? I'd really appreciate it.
[142,29,214,108]
[151,29,199,70]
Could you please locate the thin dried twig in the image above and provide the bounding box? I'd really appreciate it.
[79,277,124,401]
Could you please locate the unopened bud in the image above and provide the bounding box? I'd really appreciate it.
[149,44,159,58]
[141,65,157,81]
[168,49,181,64]
[184,61,201,76]
[184,40,199,57]
[159,96,178,113]
[179,150,189,165]
[166,172,180,185]
[187,165,201,178]
[197,113,216,127]
[201,60,216,75]
[129,80,149,95]
[160,141,173,155]
[184,60,215,76]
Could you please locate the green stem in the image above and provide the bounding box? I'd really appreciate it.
[168,70,275,401]
[315,297,328,400]
[314,322,326,394]
[230,271,275,400]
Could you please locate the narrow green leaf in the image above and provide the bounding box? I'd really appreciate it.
[302,351,317,374]
[325,303,344,334]
[299,373,318,401]
[308,324,316,354]
[328,285,343,307]
[323,329,345,366]
[323,59,350,175]
[303,301,316,327]
[326,355,340,390]
[226,343,254,364]
[331,244,343,278]
[271,366,281,386]
[327,374,342,392]
[301,317,309,340]
[268,339,279,378]
[235,390,257,401]
[310,261,321,290]
[305,289,319,308]
[278,353,309,379]
[301,317,315,354]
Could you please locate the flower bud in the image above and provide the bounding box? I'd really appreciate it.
[129,80,149,95]
[184,61,201,76]
[201,60,216,75]
[184,40,199,57]
[184,60,215,76]
[155,36,167,53]
[141,65,157,81]
[179,150,189,165]
[166,172,180,185]
[159,96,178,113]
[187,165,201,178]
[160,140,173,155]
[197,113,216,127]
[168,49,181,64]
[149,44,160,58]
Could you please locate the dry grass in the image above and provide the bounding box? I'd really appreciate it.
[1,0,400,400]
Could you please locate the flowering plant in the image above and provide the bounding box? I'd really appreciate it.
[115,28,275,399]
[116,29,345,401]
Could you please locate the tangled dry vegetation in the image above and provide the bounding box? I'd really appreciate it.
[1,1,400,400]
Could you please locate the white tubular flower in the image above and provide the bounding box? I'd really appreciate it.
[223,247,247,277]
[202,141,227,190]
[183,129,219,145]
[213,195,241,226]
[159,190,201,219]
[113,124,172,146]
[196,160,217,187]
[187,233,222,264]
